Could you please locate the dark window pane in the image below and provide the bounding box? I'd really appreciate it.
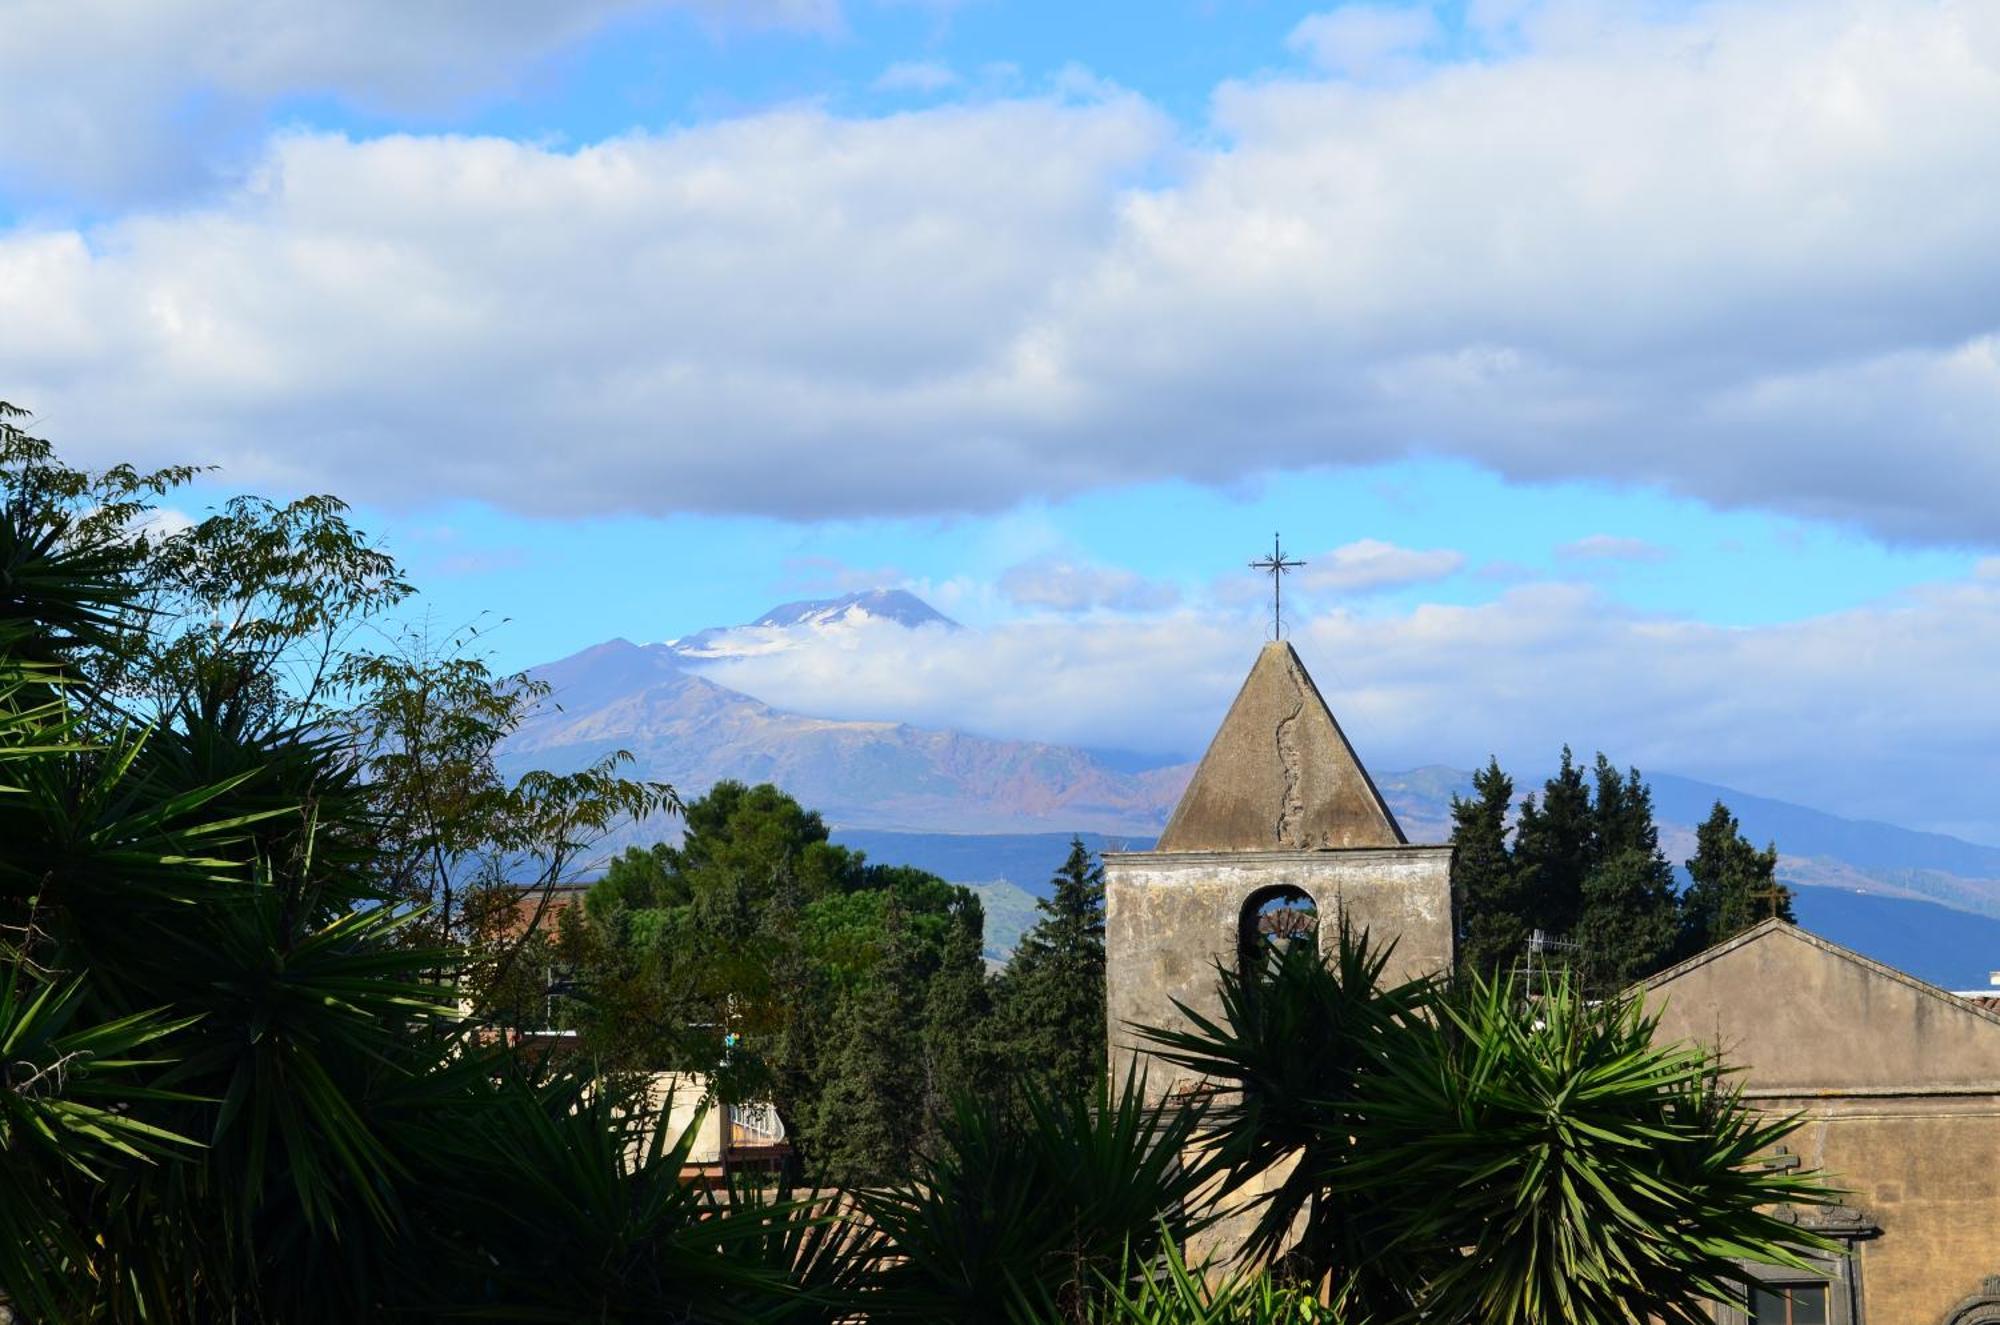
[1751,1286,1786,1322]
[1791,1284,1828,1325]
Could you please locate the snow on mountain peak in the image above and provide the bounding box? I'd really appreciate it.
[667,588,958,660]
[753,588,958,631]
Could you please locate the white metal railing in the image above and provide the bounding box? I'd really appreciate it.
[727,1101,786,1144]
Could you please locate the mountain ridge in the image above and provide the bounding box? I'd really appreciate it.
[500,590,2000,939]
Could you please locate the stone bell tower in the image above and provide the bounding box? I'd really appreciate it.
[1104,641,1455,1093]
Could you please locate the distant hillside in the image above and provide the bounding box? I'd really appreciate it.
[502,638,1189,840]
[508,590,2000,970]
[961,880,1041,964]
[1374,766,2000,923]
[848,830,2000,990]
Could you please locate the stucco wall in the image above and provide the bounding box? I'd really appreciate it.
[1644,925,2000,1324]
[641,1071,725,1164]
[1648,926,2000,1094]
[1104,846,1454,1099]
[1760,1097,2000,1324]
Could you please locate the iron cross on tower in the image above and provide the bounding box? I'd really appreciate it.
[1250,533,1304,640]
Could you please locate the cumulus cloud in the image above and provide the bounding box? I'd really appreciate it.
[1287,4,1442,80]
[6,1,2000,546]
[1296,539,1465,593]
[689,564,2000,842]
[997,558,1179,612]
[0,0,836,203]
[1556,534,1671,563]
[873,60,961,93]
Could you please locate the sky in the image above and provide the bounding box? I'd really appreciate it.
[4,0,1999,842]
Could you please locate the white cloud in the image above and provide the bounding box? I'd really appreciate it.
[0,0,836,203]
[1287,4,1442,80]
[997,558,1179,612]
[874,60,961,93]
[1296,539,1465,593]
[6,1,2000,545]
[689,564,2000,842]
[1556,534,1670,563]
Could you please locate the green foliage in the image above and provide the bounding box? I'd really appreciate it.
[855,1070,1211,1324]
[1450,758,1523,979]
[1136,930,1441,1313]
[565,779,993,1184]
[0,964,194,1322]
[0,400,198,666]
[1088,1238,1343,1324]
[1353,971,1839,1324]
[991,836,1108,1101]
[0,408,1846,1323]
[1511,746,1594,941]
[1455,750,1692,991]
[345,626,675,973]
[1138,927,1844,1325]
[1680,799,1791,955]
[395,1070,803,1321]
[0,411,700,1319]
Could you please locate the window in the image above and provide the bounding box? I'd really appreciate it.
[1752,1283,1829,1325]
[1239,886,1318,975]
[1716,1226,1869,1325]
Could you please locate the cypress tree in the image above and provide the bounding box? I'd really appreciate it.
[1573,756,1678,991]
[992,837,1108,1101]
[919,890,994,1145]
[1513,747,1593,941]
[814,898,923,1185]
[1452,757,1526,978]
[1574,848,1679,993]
[1680,801,1790,957]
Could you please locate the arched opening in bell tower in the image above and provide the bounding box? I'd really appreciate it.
[1239,885,1319,976]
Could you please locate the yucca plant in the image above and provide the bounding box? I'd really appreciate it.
[0,961,196,1321]
[1133,927,1442,1310]
[1347,971,1841,1325]
[1088,1234,1345,1325]
[394,1065,809,1321]
[856,1070,1212,1324]
[1135,928,1843,1323]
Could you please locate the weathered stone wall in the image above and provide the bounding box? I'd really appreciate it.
[1644,923,2000,1324]
[1758,1096,2000,1324]
[1155,643,1405,853]
[1104,846,1454,1099]
[1648,926,2000,1094]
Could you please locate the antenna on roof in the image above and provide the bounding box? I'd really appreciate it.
[1249,532,1304,641]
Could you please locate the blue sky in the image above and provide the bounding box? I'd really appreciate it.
[360,461,1975,663]
[4,0,1999,840]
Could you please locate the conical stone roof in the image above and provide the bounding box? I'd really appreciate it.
[1156,641,1405,852]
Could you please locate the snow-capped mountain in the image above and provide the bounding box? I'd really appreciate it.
[502,590,2000,985]
[501,636,1184,838]
[666,588,959,660]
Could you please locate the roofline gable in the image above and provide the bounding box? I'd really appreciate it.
[1641,918,2000,1031]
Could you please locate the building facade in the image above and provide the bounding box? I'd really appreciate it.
[1104,641,1454,1098]
[1105,640,2000,1324]
[1645,921,2000,1324]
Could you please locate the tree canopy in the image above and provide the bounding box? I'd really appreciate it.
[1453,749,1788,992]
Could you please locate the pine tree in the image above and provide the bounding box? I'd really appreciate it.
[1572,756,1678,991]
[813,899,924,1185]
[1512,747,1593,941]
[1452,758,1526,978]
[1680,801,1790,957]
[1574,847,1679,993]
[993,837,1108,1101]
[919,891,994,1147]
